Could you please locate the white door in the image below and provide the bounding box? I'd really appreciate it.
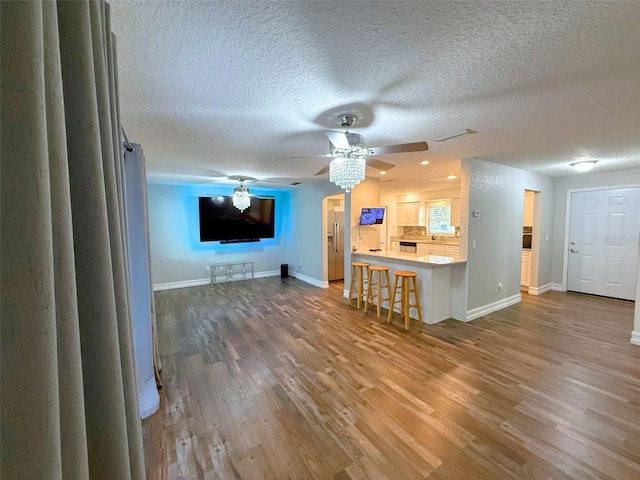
[567,188,640,300]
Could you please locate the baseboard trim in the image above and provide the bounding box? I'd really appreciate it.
[154,278,209,291]
[256,270,280,279]
[528,283,553,295]
[293,273,325,288]
[550,283,564,292]
[466,294,521,322]
[153,270,280,291]
[631,331,640,346]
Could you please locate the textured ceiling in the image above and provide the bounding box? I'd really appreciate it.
[111,0,640,194]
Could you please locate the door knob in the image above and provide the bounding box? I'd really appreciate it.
[570,241,576,245]
[570,248,579,253]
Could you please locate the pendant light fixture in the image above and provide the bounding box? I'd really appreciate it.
[232,177,251,212]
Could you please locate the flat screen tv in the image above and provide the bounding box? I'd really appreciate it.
[359,207,385,225]
[199,196,275,243]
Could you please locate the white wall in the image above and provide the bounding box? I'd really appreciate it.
[635,238,640,345]
[463,159,555,312]
[395,187,461,204]
[286,181,344,285]
[147,183,293,288]
[380,192,398,248]
[350,178,382,252]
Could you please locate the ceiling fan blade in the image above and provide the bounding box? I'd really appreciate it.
[324,130,350,150]
[272,154,325,161]
[315,164,330,176]
[367,158,396,171]
[369,141,428,155]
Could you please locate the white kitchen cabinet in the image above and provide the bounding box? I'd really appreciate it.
[521,250,531,287]
[429,245,446,256]
[451,198,461,226]
[397,202,419,226]
[390,241,400,252]
[417,243,430,255]
[523,191,534,227]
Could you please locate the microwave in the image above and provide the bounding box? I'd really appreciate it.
[523,226,532,249]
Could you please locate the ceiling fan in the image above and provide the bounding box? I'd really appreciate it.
[275,114,428,191]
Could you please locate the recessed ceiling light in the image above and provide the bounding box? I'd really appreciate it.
[571,160,597,172]
[421,160,429,165]
[379,171,386,175]
[447,175,457,180]
[435,129,477,143]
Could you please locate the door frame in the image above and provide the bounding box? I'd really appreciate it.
[322,193,346,286]
[561,184,640,292]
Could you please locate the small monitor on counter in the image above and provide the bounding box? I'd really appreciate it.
[359,207,385,225]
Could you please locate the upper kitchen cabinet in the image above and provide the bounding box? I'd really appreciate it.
[397,201,420,226]
[450,198,461,226]
[523,191,534,226]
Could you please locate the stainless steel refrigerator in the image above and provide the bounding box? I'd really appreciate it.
[327,209,345,281]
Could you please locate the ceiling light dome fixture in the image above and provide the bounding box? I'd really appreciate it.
[571,160,598,172]
[232,177,251,212]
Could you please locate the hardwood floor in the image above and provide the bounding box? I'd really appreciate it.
[144,278,640,479]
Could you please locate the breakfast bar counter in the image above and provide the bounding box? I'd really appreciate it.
[351,250,467,324]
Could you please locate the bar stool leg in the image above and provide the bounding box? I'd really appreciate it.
[411,276,423,324]
[364,268,374,314]
[348,265,357,304]
[357,267,363,309]
[402,277,411,329]
[388,275,399,323]
[378,269,390,318]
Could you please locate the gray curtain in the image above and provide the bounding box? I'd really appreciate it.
[1,1,146,479]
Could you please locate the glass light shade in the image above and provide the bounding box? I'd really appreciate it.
[328,155,366,192]
[232,186,251,211]
[571,160,597,172]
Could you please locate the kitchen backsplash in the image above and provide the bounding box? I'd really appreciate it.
[403,226,426,236]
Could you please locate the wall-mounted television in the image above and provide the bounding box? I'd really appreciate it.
[199,196,275,243]
[359,207,385,225]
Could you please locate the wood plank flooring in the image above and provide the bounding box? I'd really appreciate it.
[144,278,640,479]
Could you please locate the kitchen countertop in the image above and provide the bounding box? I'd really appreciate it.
[390,236,460,246]
[353,250,466,266]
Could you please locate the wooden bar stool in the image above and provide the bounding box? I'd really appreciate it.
[348,262,369,309]
[388,270,423,329]
[365,265,391,318]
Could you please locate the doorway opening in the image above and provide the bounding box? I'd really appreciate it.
[325,193,345,288]
[521,189,536,292]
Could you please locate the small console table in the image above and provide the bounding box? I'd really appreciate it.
[208,261,254,286]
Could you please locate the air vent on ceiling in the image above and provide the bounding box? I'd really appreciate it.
[434,129,477,142]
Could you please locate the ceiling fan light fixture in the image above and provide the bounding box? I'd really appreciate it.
[571,160,597,172]
[232,178,251,211]
[329,155,366,193]
[435,129,477,143]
